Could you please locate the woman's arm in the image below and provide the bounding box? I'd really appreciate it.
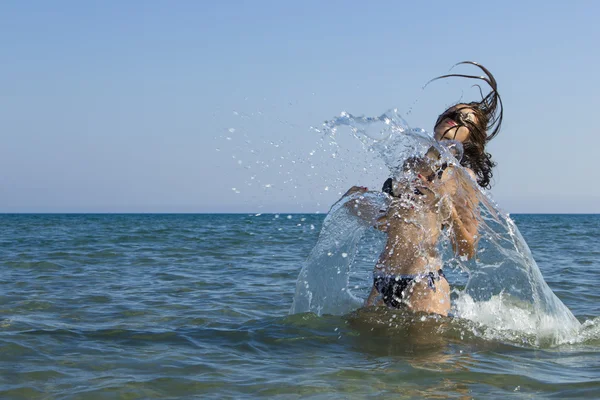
[340,186,391,229]
[434,167,480,259]
[447,193,479,259]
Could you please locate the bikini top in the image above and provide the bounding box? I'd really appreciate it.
[382,178,394,196]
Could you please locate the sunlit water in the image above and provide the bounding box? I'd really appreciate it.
[1,214,600,399]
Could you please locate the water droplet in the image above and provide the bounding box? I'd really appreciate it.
[228,128,236,133]
[341,253,348,258]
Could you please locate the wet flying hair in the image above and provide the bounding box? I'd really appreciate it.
[429,61,504,189]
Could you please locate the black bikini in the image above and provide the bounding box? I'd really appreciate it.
[382,177,394,196]
[373,270,446,308]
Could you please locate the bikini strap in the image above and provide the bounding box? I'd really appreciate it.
[427,272,436,292]
[427,270,446,292]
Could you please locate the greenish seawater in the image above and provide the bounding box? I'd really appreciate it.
[1,214,599,399]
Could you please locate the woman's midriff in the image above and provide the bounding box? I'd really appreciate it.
[376,201,443,275]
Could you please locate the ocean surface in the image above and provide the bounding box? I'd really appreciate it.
[1,213,600,399]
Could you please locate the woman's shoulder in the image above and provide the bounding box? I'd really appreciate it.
[465,168,477,181]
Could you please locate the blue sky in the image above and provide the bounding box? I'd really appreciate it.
[1,1,599,213]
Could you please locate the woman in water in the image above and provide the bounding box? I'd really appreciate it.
[349,62,503,316]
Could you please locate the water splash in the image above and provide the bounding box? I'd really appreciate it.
[289,191,389,315]
[291,109,581,345]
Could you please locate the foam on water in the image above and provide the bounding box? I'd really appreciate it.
[291,109,582,346]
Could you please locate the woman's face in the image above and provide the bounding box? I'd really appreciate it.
[434,104,478,143]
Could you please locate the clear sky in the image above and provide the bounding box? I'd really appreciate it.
[2,1,599,213]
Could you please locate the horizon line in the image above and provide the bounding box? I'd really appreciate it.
[1,212,599,216]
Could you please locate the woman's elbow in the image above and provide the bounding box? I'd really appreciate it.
[456,235,478,260]
[463,244,476,260]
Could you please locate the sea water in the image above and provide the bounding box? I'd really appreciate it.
[1,213,600,398]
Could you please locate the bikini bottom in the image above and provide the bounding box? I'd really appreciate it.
[373,269,446,309]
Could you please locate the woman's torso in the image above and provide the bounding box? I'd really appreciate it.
[376,183,444,275]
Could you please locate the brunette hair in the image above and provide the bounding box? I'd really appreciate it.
[431,62,503,189]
